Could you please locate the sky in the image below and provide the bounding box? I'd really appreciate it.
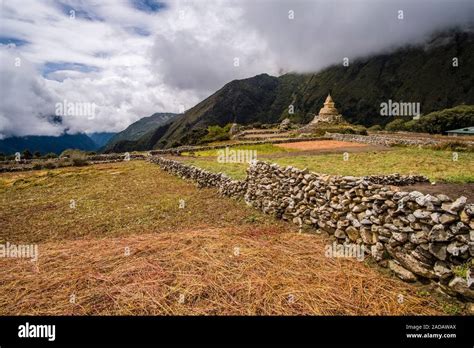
[0,0,473,138]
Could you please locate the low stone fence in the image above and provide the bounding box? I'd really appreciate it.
[327,133,474,147]
[0,153,147,173]
[87,153,147,162]
[151,156,474,300]
[150,157,247,197]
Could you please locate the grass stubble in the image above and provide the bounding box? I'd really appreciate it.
[0,160,459,315]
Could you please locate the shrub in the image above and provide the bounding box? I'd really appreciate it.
[44,153,58,159]
[416,105,474,134]
[310,124,367,136]
[385,118,408,132]
[403,119,419,131]
[33,151,41,158]
[22,149,33,160]
[199,124,232,144]
[368,125,383,132]
[428,141,474,152]
[384,105,474,134]
[43,161,57,169]
[60,149,89,166]
[60,149,87,158]
[71,158,88,167]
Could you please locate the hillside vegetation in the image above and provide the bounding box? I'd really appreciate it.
[148,29,473,149]
[384,105,474,133]
[104,112,178,152]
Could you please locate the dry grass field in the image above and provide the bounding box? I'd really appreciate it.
[0,161,459,315]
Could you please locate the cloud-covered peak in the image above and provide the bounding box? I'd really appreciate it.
[1,0,473,137]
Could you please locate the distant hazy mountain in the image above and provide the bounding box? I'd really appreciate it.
[0,133,98,155]
[103,112,178,151]
[87,132,116,148]
[149,28,473,149]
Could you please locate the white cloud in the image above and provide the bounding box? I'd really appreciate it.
[0,47,61,138]
[0,0,473,137]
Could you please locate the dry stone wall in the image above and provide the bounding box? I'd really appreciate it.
[152,157,474,300]
[327,133,474,147]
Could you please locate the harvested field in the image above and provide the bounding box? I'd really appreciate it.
[275,140,369,151]
[0,227,445,315]
[0,161,283,243]
[0,161,454,315]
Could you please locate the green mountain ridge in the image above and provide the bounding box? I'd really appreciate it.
[146,29,473,149]
[0,133,98,155]
[104,112,179,151]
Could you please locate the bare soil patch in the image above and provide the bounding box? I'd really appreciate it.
[276,140,370,151]
[400,182,474,202]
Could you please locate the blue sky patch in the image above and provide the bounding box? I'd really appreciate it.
[131,0,167,13]
[42,62,100,78]
[0,37,29,46]
[128,26,152,36]
[57,2,104,21]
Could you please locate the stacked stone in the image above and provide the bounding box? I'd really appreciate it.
[88,153,147,161]
[152,157,474,300]
[151,157,247,198]
[362,173,429,186]
[327,133,474,147]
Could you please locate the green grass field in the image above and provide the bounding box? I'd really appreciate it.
[182,143,295,157]
[181,146,474,183]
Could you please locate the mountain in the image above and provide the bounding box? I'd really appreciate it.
[104,112,178,151]
[154,73,304,148]
[285,29,474,127]
[87,132,116,148]
[104,122,173,153]
[148,28,473,149]
[0,133,98,155]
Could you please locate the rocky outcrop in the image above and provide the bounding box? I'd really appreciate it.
[152,157,473,301]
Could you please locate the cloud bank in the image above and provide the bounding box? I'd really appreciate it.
[1,0,473,137]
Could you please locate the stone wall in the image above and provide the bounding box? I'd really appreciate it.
[152,156,474,300]
[0,153,147,173]
[327,133,474,147]
[150,157,247,197]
